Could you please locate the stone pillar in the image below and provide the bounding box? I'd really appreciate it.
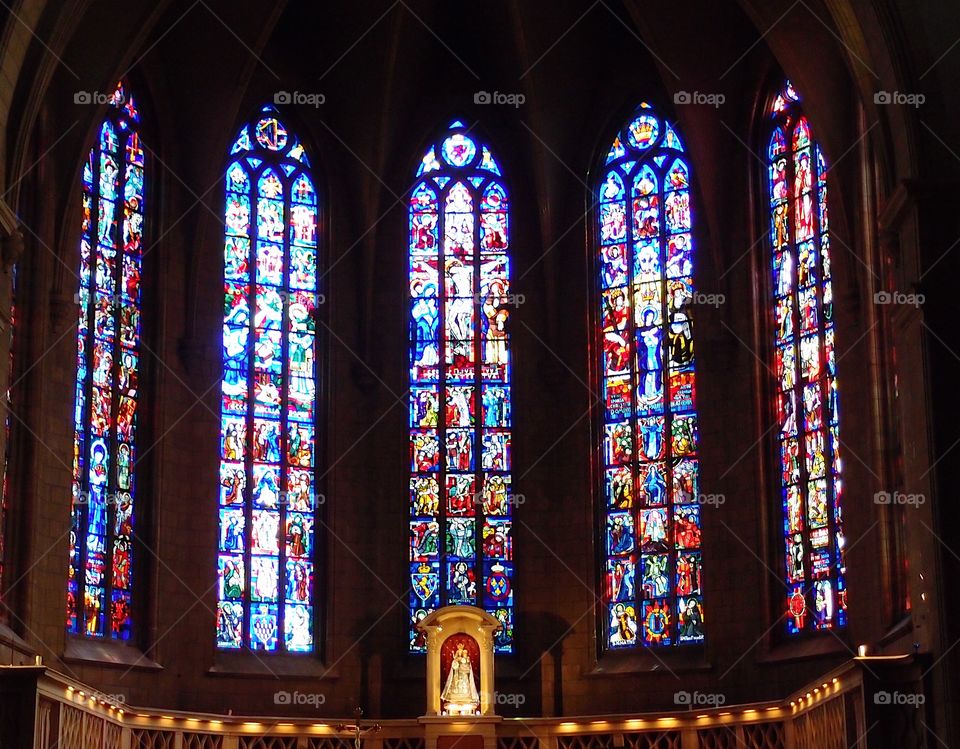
[425,626,442,717]
[476,627,495,718]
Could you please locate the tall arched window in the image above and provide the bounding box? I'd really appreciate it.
[1,264,17,605]
[768,82,846,634]
[597,104,703,649]
[408,121,514,653]
[217,105,320,653]
[67,82,144,640]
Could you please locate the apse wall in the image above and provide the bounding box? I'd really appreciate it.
[0,0,952,731]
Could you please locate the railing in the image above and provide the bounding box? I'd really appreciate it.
[0,656,929,749]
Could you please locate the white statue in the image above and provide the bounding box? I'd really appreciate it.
[441,642,479,714]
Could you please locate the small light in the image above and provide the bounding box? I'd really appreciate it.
[832,678,839,684]
[790,701,795,707]
[921,593,927,601]
[806,693,812,699]
[118,709,124,715]
[857,645,868,657]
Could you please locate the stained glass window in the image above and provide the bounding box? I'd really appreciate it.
[408,121,514,653]
[597,104,703,649]
[0,264,16,603]
[768,82,846,634]
[67,81,143,640]
[216,105,319,653]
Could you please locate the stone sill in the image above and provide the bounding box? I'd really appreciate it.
[587,647,711,676]
[878,614,913,648]
[756,634,851,665]
[209,651,339,679]
[64,638,163,671]
[0,621,36,661]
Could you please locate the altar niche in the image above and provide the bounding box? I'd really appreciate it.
[417,606,501,717]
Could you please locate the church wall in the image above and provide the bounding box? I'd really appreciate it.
[0,0,955,740]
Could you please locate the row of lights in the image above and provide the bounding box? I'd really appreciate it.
[64,688,341,729]
[63,678,843,728]
[556,706,783,731]
[63,702,795,729]
[789,677,840,710]
[65,686,124,715]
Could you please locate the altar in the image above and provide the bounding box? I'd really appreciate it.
[416,606,503,749]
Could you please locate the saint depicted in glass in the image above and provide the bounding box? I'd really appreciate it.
[408,121,514,653]
[768,82,846,634]
[597,103,704,649]
[216,105,320,653]
[67,81,143,640]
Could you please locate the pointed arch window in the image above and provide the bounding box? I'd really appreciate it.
[408,121,514,653]
[1,265,18,606]
[67,82,144,640]
[768,82,846,634]
[216,106,320,653]
[597,104,704,649]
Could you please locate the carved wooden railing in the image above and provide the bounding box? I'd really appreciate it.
[0,656,929,749]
